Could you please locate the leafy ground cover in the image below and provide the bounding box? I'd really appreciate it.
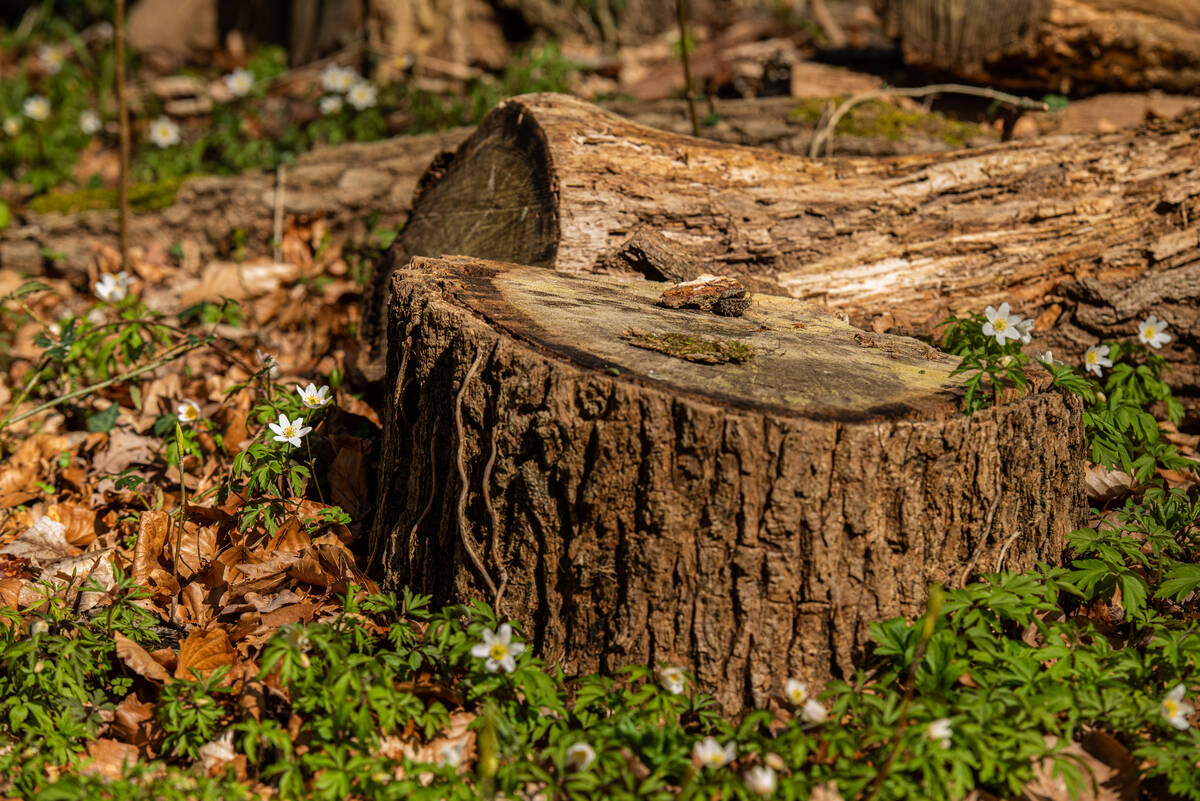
[1,228,1199,801]
[0,11,576,209]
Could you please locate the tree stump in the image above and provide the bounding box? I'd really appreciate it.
[369,255,1085,712]
[363,92,1200,424]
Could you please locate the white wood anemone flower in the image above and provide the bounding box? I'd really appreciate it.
[744,765,777,796]
[297,383,331,409]
[693,736,737,769]
[347,81,377,110]
[470,623,525,673]
[38,44,65,74]
[177,400,200,424]
[564,741,596,771]
[1084,344,1112,377]
[927,718,953,749]
[269,414,312,447]
[1036,350,1061,366]
[784,678,807,706]
[319,95,343,115]
[1161,684,1194,730]
[1138,315,1171,349]
[3,118,19,136]
[224,67,254,97]
[79,110,101,135]
[23,95,51,122]
[148,116,181,148]
[256,349,281,379]
[94,271,132,302]
[801,698,827,723]
[982,302,1023,346]
[320,65,358,93]
[657,665,686,695]
[1016,317,1034,344]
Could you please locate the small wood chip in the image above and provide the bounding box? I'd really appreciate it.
[659,275,751,317]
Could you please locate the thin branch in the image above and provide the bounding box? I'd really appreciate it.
[0,340,206,432]
[809,83,1048,158]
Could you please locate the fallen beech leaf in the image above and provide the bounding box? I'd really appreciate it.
[1024,733,1138,801]
[81,738,138,780]
[176,625,236,680]
[173,523,218,579]
[1085,463,1137,504]
[378,710,476,770]
[46,503,97,546]
[40,548,118,612]
[1,516,78,565]
[0,577,21,609]
[92,428,160,476]
[329,444,369,521]
[133,510,170,583]
[115,631,172,683]
[181,260,300,305]
[112,693,156,746]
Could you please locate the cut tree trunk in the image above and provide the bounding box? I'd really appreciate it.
[369,255,1085,713]
[875,0,1200,94]
[364,92,1200,426]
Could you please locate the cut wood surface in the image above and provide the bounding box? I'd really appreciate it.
[876,0,1200,94]
[369,255,1085,712]
[365,92,1200,424]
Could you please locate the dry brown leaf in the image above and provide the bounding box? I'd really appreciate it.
[38,548,118,612]
[112,693,156,746]
[1085,463,1137,504]
[173,523,218,579]
[92,428,161,476]
[81,738,139,780]
[115,631,172,683]
[0,577,21,609]
[1024,733,1139,801]
[0,516,78,565]
[329,444,369,520]
[176,625,236,680]
[378,710,476,771]
[133,510,170,583]
[46,503,97,546]
[181,260,300,306]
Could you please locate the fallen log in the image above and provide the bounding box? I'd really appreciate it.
[369,255,1085,712]
[875,0,1200,95]
[364,92,1200,425]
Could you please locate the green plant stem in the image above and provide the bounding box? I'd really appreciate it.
[860,584,945,801]
[305,437,325,504]
[675,0,699,138]
[0,340,206,433]
[0,358,50,436]
[114,0,131,271]
[171,422,188,621]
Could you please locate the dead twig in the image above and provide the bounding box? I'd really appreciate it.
[995,529,1024,573]
[675,0,700,138]
[482,425,508,615]
[809,83,1048,158]
[956,494,1002,588]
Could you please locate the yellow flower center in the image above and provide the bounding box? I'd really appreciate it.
[704,753,724,766]
[283,425,297,437]
[306,394,319,405]
[183,407,195,419]
[489,642,508,661]
[789,688,806,704]
[1143,327,1155,339]
[994,319,1007,331]
[1165,699,1180,717]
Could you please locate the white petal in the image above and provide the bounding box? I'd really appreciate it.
[497,623,512,644]
[470,642,491,658]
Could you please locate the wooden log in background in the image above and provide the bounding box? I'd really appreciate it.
[366,92,1200,426]
[876,0,1200,94]
[369,255,1085,712]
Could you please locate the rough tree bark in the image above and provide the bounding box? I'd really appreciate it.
[365,92,1200,424]
[874,0,1200,94]
[369,255,1085,713]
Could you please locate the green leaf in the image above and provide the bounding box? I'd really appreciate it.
[87,404,121,433]
[1157,564,1200,602]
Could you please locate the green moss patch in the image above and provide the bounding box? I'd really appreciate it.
[29,177,186,215]
[623,327,753,365]
[791,97,992,147]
